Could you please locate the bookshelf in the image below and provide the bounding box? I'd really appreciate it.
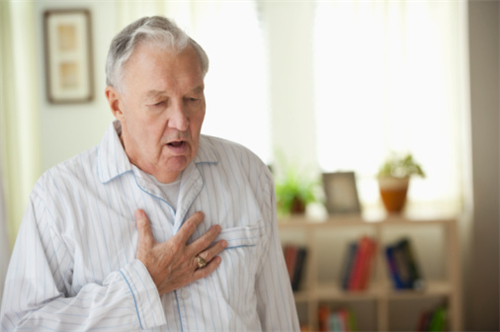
[278,214,462,331]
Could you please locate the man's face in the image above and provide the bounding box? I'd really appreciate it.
[106,43,206,183]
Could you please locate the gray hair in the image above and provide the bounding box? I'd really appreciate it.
[106,16,209,91]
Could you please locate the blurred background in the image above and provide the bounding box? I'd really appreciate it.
[0,0,498,330]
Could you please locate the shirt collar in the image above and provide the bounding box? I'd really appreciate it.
[97,120,218,184]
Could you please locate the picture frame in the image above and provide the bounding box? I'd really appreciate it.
[322,172,361,215]
[44,9,94,103]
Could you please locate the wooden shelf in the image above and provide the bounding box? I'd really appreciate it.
[294,280,452,301]
[313,283,381,301]
[278,214,456,227]
[386,281,452,299]
[279,215,462,331]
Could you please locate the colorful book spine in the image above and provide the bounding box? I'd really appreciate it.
[348,237,369,290]
[428,306,447,332]
[318,305,330,332]
[357,237,377,290]
[283,244,308,291]
[292,247,307,291]
[399,238,425,291]
[330,313,340,332]
[336,309,348,331]
[416,306,447,331]
[340,236,377,291]
[284,244,299,281]
[340,241,358,289]
[318,306,358,332]
[385,238,425,290]
[385,245,405,289]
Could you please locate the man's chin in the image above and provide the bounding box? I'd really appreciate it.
[162,155,191,173]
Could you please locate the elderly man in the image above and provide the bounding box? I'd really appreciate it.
[0,16,299,331]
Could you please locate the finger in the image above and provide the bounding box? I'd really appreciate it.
[193,256,222,280]
[175,211,205,243]
[196,239,227,264]
[188,224,222,255]
[135,209,154,250]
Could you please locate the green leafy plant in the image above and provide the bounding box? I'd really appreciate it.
[377,153,425,179]
[273,155,320,216]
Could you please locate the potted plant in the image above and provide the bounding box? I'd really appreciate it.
[274,163,320,216]
[377,153,425,213]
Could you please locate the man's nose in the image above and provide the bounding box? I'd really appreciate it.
[168,101,189,131]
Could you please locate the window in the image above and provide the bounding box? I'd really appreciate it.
[314,1,468,212]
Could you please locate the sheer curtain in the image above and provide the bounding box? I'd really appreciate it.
[0,154,9,304]
[314,1,469,213]
[117,2,271,163]
[1,0,41,301]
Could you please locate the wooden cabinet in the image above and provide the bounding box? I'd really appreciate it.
[278,214,462,331]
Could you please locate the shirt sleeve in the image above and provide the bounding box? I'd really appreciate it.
[0,191,166,331]
[254,168,301,332]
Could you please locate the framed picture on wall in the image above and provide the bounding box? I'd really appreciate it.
[323,171,361,215]
[44,9,94,103]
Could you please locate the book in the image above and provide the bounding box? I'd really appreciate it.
[283,244,308,291]
[330,312,339,332]
[346,309,358,331]
[284,245,299,281]
[399,238,425,291]
[416,306,447,331]
[348,236,377,291]
[428,306,447,331]
[291,247,307,291]
[417,310,431,331]
[336,309,348,331]
[392,241,412,288]
[385,238,425,290]
[318,305,331,332]
[320,308,358,332]
[357,237,377,290]
[340,241,358,290]
[385,245,405,289]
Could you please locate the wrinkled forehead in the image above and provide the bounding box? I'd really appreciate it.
[119,42,202,92]
[120,43,204,96]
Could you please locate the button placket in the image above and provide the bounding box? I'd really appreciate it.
[181,288,190,300]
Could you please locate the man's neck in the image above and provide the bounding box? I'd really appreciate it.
[119,133,181,184]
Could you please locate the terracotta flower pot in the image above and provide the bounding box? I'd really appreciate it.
[290,196,306,214]
[378,176,409,213]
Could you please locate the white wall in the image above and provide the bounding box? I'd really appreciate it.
[35,1,117,171]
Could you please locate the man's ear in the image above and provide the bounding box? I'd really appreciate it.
[105,86,124,121]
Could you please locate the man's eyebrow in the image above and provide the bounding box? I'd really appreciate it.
[146,90,166,99]
[191,86,204,94]
[145,86,204,99]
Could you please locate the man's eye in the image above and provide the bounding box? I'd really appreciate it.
[152,101,165,107]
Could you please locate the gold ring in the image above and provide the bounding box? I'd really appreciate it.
[196,255,207,269]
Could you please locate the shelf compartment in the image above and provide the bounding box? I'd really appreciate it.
[293,290,312,303]
[312,282,381,301]
[385,281,452,300]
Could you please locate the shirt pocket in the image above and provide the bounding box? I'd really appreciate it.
[215,224,261,249]
[210,225,263,308]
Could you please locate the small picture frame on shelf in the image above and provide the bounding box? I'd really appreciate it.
[322,171,361,215]
[44,9,94,104]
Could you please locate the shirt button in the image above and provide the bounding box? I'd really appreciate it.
[181,289,190,300]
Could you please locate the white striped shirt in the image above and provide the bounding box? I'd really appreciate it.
[0,121,299,331]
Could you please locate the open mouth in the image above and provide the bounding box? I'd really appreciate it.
[167,140,186,148]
